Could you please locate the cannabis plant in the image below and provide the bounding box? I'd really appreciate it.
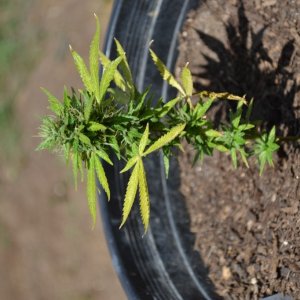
[38,15,280,231]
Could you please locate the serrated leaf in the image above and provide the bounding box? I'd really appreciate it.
[181,65,193,96]
[41,88,63,116]
[95,149,113,165]
[215,144,229,152]
[90,14,101,101]
[119,161,139,228]
[99,51,126,91]
[205,129,222,137]
[194,98,214,120]
[88,122,106,131]
[108,136,120,159]
[114,38,134,89]
[198,91,247,105]
[83,92,94,123]
[143,123,186,156]
[149,49,185,95]
[139,124,149,155]
[70,47,93,93]
[93,153,110,200]
[72,141,79,190]
[120,156,139,173]
[138,160,150,232]
[231,100,243,128]
[158,97,180,118]
[79,133,91,145]
[63,86,71,108]
[87,155,97,227]
[98,56,122,104]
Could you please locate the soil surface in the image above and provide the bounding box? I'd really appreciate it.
[177,0,300,299]
[0,1,126,300]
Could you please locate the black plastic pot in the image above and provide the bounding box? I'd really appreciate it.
[99,1,220,300]
[98,1,284,300]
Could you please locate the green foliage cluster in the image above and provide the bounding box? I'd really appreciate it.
[38,15,280,231]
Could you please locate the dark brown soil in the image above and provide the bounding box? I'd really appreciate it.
[177,0,300,299]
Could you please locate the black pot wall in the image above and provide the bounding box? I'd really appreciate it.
[99,1,220,299]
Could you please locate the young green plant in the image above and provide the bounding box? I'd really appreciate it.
[38,15,281,232]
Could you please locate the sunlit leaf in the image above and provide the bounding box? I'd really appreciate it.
[120,156,139,173]
[98,56,122,104]
[138,160,150,232]
[149,49,185,95]
[120,161,139,228]
[139,123,149,155]
[143,123,186,156]
[93,152,110,200]
[87,155,97,227]
[88,122,107,131]
[181,65,193,96]
[41,88,63,116]
[69,46,93,93]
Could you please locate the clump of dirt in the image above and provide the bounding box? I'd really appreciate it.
[177,0,300,298]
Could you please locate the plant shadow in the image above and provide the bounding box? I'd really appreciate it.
[193,0,300,156]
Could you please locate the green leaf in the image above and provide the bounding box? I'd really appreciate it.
[163,153,170,178]
[215,144,229,152]
[63,86,71,108]
[143,123,186,156]
[79,133,91,145]
[231,100,243,128]
[99,51,126,91]
[69,46,93,93]
[114,38,134,89]
[83,92,94,123]
[93,153,110,200]
[90,14,101,102]
[120,156,139,173]
[269,126,276,143]
[41,88,63,116]
[231,148,237,168]
[98,56,122,104]
[149,49,185,95]
[194,98,214,120]
[95,149,113,166]
[120,161,139,228]
[138,160,150,232]
[205,129,222,138]
[108,136,120,159]
[72,141,79,190]
[157,97,181,118]
[87,155,97,227]
[88,122,107,131]
[139,124,149,155]
[181,65,193,96]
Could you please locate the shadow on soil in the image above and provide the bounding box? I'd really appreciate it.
[193,0,300,151]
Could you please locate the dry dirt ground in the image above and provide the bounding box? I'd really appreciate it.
[0,1,126,299]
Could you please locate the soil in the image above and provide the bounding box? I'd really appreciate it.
[0,1,126,299]
[177,0,300,299]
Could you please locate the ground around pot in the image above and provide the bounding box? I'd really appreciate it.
[176,0,300,299]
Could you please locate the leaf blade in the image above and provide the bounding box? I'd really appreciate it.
[149,49,185,95]
[143,123,186,156]
[119,162,139,228]
[94,153,110,200]
[90,14,101,101]
[138,160,150,232]
[87,155,97,227]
